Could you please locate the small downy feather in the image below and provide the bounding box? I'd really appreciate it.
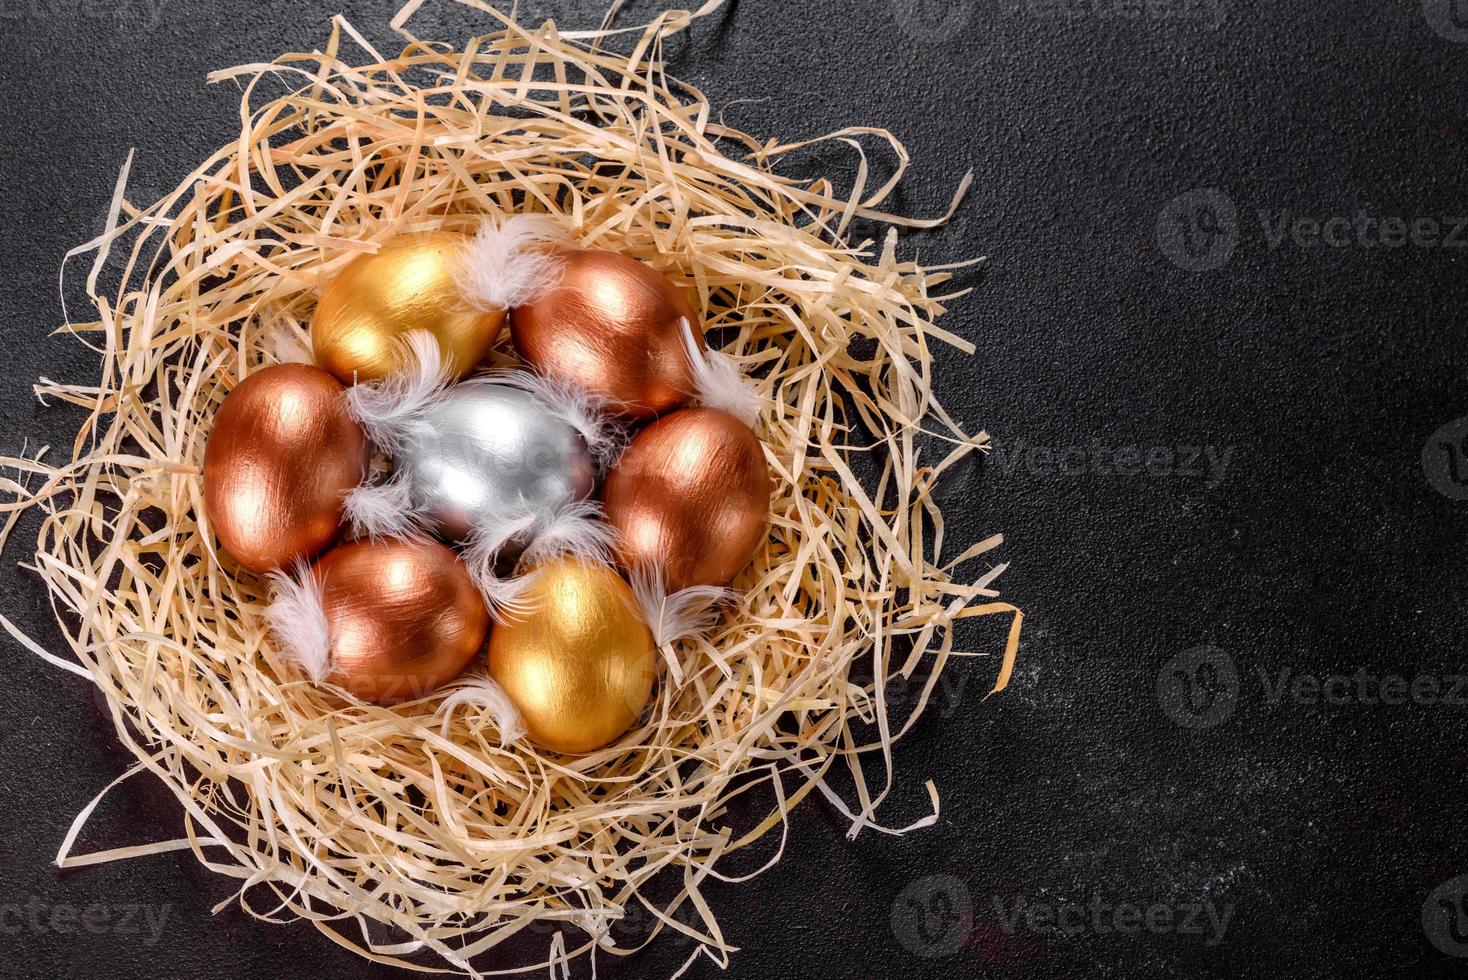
[461,510,541,621]
[478,370,623,467]
[263,311,313,365]
[679,317,763,428]
[455,212,568,312]
[436,672,526,746]
[462,499,618,620]
[628,563,734,649]
[519,498,619,567]
[264,562,331,684]
[344,330,449,451]
[343,470,424,541]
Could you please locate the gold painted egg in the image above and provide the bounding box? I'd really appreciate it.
[311,231,501,384]
[488,556,657,753]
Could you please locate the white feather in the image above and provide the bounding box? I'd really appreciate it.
[343,471,424,541]
[627,563,734,648]
[455,213,568,312]
[436,672,526,746]
[263,312,313,365]
[461,512,540,622]
[519,498,619,567]
[344,330,449,451]
[461,498,617,620]
[479,370,623,467]
[474,569,538,623]
[679,317,763,428]
[264,562,331,683]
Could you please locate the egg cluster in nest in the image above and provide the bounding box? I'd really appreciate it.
[2,3,1019,975]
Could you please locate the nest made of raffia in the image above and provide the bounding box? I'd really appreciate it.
[0,2,1020,975]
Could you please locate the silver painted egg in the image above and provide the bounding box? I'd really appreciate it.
[396,381,596,540]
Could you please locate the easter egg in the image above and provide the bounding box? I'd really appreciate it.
[600,407,770,592]
[268,538,489,704]
[311,232,500,384]
[510,250,704,420]
[488,556,656,753]
[203,363,368,574]
[393,380,597,541]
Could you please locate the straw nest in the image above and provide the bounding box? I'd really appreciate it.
[1,3,1020,975]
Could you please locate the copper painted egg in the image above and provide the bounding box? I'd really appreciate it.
[601,407,770,592]
[311,231,500,384]
[509,249,704,420]
[203,363,368,574]
[488,556,656,753]
[311,538,489,704]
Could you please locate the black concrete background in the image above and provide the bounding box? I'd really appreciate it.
[1,1,1466,977]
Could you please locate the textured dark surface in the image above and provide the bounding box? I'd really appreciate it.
[1,1,1466,978]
